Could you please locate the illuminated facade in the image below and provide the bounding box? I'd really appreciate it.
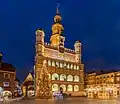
[0,53,17,98]
[85,71,120,99]
[35,6,84,98]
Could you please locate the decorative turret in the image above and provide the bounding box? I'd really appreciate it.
[74,41,82,63]
[35,28,45,56]
[50,4,65,48]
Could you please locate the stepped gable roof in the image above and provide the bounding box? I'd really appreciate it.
[0,62,16,72]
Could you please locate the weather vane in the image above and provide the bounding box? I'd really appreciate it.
[56,3,60,14]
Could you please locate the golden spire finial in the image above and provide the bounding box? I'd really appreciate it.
[56,3,60,14]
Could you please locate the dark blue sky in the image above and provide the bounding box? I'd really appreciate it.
[0,0,120,80]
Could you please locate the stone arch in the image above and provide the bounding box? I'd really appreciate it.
[60,84,66,92]
[74,75,79,82]
[67,75,73,81]
[52,84,59,92]
[74,85,79,91]
[52,73,59,80]
[67,85,73,91]
[60,74,66,81]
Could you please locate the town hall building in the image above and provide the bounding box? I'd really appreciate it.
[35,6,84,97]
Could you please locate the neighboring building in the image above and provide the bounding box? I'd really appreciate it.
[0,53,16,97]
[35,6,84,97]
[22,72,34,97]
[14,78,22,97]
[85,70,120,99]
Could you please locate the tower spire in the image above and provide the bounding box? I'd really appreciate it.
[56,3,60,14]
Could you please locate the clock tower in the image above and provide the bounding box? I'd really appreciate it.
[50,5,65,53]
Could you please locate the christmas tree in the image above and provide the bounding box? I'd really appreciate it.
[36,60,52,99]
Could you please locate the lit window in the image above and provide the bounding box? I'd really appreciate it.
[60,63,63,68]
[60,85,66,91]
[74,65,76,70]
[4,73,10,79]
[71,64,73,69]
[60,74,66,81]
[48,60,51,66]
[77,66,79,70]
[74,76,79,82]
[52,73,59,80]
[56,61,59,67]
[67,75,73,81]
[74,85,79,91]
[67,64,70,69]
[52,61,55,66]
[64,63,66,68]
[3,82,9,87]
[67,85,73,91]
[52,84,59,91]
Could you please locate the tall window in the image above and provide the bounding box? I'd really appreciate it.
[77,66,79,70]
[60,74,66,81]
[52,61,55,66]
[67,85,73,91]
[71,64,73,69]
[52,73,59,80]
[60,62,63,68]
[56,61,59,67]
[74,85,79,91]
[48,60,51,66]
[67,64,70,69]
[52,84,59,91]
[74,76,79,82]
[74,65,76,70]
[60,85,66,92]
[67,75,73,81]
[64,63,66,68]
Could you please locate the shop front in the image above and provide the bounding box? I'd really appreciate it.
[86,86,117,99]
[1,90,12,98]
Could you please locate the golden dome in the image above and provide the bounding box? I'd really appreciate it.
[54,14,62,22]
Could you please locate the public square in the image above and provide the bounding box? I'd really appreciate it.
[6,97,120,104]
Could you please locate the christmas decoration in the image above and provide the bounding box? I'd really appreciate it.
[36,60,53,99]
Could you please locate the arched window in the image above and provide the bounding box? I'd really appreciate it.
[48,60,51,66]
[77,66,79,70]
[67,64,70,69]
[52,84,59,91]
[64,63,66,68]
[52,61,55,66]
[74,65,76,70]
[67,75,73,81]
[52,73,59,80]
[56,61,59,67]
[60,74,66,81]
[74,85,79,91]
[71,64,73,69]
[60,62,63,68]
[74,76,79,82]
[67,85,73,91]
[60,85,66,92]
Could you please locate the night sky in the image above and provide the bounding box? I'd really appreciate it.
[0,0,120,81]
